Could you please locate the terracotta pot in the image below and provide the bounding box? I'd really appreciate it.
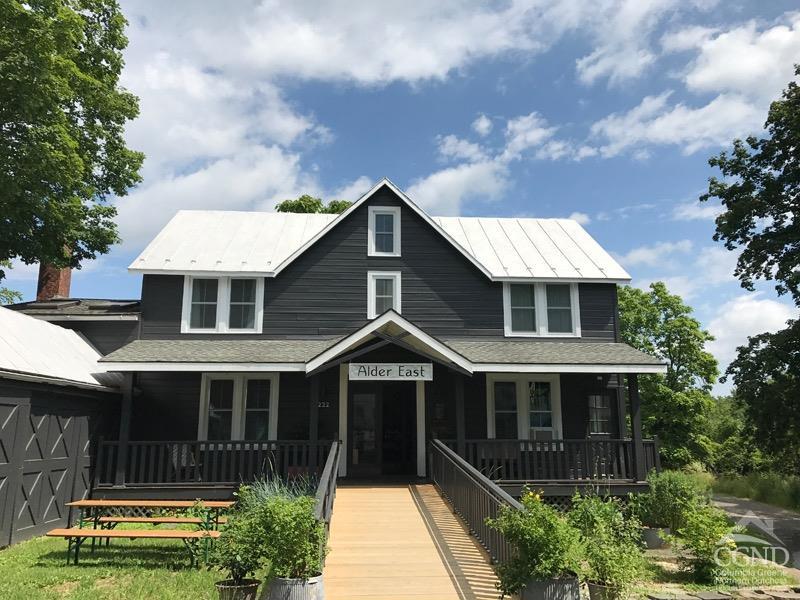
[520,575,580,600]
[642,526,670,549]
[261,574,324,600]
[215,579,261,600]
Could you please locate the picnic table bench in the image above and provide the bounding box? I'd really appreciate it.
[47,527,221,565]
[49,499,235,565]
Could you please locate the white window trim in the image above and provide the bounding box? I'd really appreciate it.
[367,271,402,319]
[486,373,563,440]
[181,275,264,334]
[368,206,401,257]
[198,373,279,440]
[502,282,581,338]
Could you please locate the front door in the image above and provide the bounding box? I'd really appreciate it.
[348,382,416,478]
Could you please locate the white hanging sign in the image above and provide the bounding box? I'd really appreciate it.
[348,363,433,381]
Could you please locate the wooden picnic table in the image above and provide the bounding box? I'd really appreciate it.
[66,499,234,509]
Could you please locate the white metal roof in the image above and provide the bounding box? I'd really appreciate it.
[432,217,630,281]
[130,210,337,274]
[0,307,119,390]
[129,179,630,282]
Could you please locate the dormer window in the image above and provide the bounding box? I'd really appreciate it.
[503,282,580,337]
[181,276,264,333]
[368,206,401,257]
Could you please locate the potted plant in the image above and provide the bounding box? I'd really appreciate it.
[257,494,327,600]
[568,494,645,600]
[487,489,583,600]
[211,511,264,600]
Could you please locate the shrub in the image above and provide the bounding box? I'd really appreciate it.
[568,494,646,597]
[714,473,800,512]
[486,489,583,597]
[253,495,326,579]
[676,504,736,582]
[236,475,317,511]
[630,470,708,531]
[211,511,265,584]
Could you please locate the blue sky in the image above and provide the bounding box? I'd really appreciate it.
[6,0,799,391]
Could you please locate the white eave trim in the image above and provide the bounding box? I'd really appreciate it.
[0,369,119,392]
[472,363,667,374]
[305,310,474,374]
[101,362,307,372]
[30,314,139,322]
[494,276,631,284]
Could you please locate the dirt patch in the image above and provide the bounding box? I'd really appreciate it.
[49,581,79,596]
[94,575,133,591]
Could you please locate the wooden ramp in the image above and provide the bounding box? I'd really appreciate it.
[324,483,501,600]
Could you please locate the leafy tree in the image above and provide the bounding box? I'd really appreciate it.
[0,261,21,304]
[701,66,800,474]
[275,194,352,214]
[706,394,766,476]
[618,283,719,467]
[0,0,144,282]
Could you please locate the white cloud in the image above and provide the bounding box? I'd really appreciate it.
[672,200,724,221]
[591,92,763,156]
[617,240,693,267]
[661,25,718,52]
[707,293,794,369]
[501,112,558,161]
[437,135,487,163]
[406,161,510,215]
[680,14,800,103]
[471,114,493,137]
[332,176,374,202]
[568,212,591,225]
[635,275,699,300]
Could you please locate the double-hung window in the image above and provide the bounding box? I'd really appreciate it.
[199,374,278,440]
[503,282,580,337]
[368,206,401,256]
[182,276,264,333]
[588,395,611,435]
[367,271,401,318]
[487,374,562,440]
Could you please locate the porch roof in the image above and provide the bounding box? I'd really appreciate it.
[101,314,666,374]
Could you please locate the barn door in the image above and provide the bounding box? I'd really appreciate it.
[0,399,27,547]
[10,403,83,544]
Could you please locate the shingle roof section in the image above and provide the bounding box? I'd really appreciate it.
[101,339,341,363]
[443,340,663,366]
[8,298,140,318]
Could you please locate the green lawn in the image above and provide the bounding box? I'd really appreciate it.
[0,531,266,600]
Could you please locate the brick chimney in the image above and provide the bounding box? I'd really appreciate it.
[36,263,72,301]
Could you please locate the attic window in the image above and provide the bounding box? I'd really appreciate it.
[368,206,401,257]
[181,276,264,334]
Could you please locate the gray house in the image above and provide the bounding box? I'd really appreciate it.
[94,178,664,498]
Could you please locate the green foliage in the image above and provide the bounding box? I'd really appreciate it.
[725,320,800,474]
[676,504,736,582]
[706,395,766,476]
[618,283,719,467]
[0,261,22,304]
[629,470,709,531]
[210,511,264,584]
[486,489,583,595]
[568,494,645,596]
[252,495,325,579]
[0,0,144,280]
[275,195,352,214]
[701,65,800,305]
[713,472,800,512]
[236,475,318,512]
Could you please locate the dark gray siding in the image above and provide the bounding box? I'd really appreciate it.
[61,320,139,356]
[138,186,619,341]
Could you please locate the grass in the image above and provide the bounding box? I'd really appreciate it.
[712,473,800,512]
[0,528,268,600]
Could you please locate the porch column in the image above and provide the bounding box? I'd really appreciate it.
[628,373,647,482]
[615,374,627,437]
[309,374,320,468]
[454,374,466,456]
[114,372,134,487]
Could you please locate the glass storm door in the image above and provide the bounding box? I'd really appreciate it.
[350,392,381,477]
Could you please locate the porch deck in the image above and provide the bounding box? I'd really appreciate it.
[325,483,500,600]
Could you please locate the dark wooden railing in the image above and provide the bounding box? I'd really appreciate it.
[314,441,340,526]
[441,438,660,482]
[94,439,331,488]
[430,439,522,564]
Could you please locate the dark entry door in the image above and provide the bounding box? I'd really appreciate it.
[348,382,416,478]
